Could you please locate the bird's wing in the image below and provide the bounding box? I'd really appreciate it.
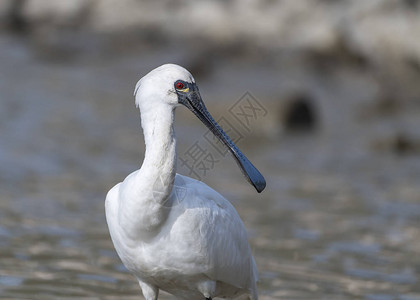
[173,174,258,292]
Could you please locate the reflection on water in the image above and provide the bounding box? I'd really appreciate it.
[0,34,419,299]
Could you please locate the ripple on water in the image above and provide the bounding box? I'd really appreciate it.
[366,295,420,300]
[328,241,381,255]
[346,267,417,285]
[0,276,24,287]
[77,273,117,283]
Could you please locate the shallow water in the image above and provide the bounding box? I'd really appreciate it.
[0,34,419,299]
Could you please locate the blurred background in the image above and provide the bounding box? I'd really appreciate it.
[1,0,420,299]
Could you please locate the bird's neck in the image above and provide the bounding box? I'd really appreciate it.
[140,104,177,200]
[121,103,177,234]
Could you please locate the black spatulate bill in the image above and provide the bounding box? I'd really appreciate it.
[176,81,266,193]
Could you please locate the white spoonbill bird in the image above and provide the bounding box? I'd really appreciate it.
[105,64,266,300]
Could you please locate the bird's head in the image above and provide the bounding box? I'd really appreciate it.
[134,64,266,193]
[134,64,195,108]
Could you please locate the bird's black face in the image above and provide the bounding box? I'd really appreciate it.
[174,80,266,193]
[174,80,200,110]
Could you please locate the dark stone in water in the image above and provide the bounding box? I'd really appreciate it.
[372,133,420,155]
[405,56,420,76]
[283,94,317,132]
[404,0,420,8]
[5,0,28,33]
[393,134,418,155]
[375,96,400,115]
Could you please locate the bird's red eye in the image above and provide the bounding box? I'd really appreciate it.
[176,82,184,89]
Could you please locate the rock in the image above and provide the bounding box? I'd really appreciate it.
[282,93,318,133]
[372,133,420,155]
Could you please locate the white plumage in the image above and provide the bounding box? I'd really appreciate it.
[105,64,264,300]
